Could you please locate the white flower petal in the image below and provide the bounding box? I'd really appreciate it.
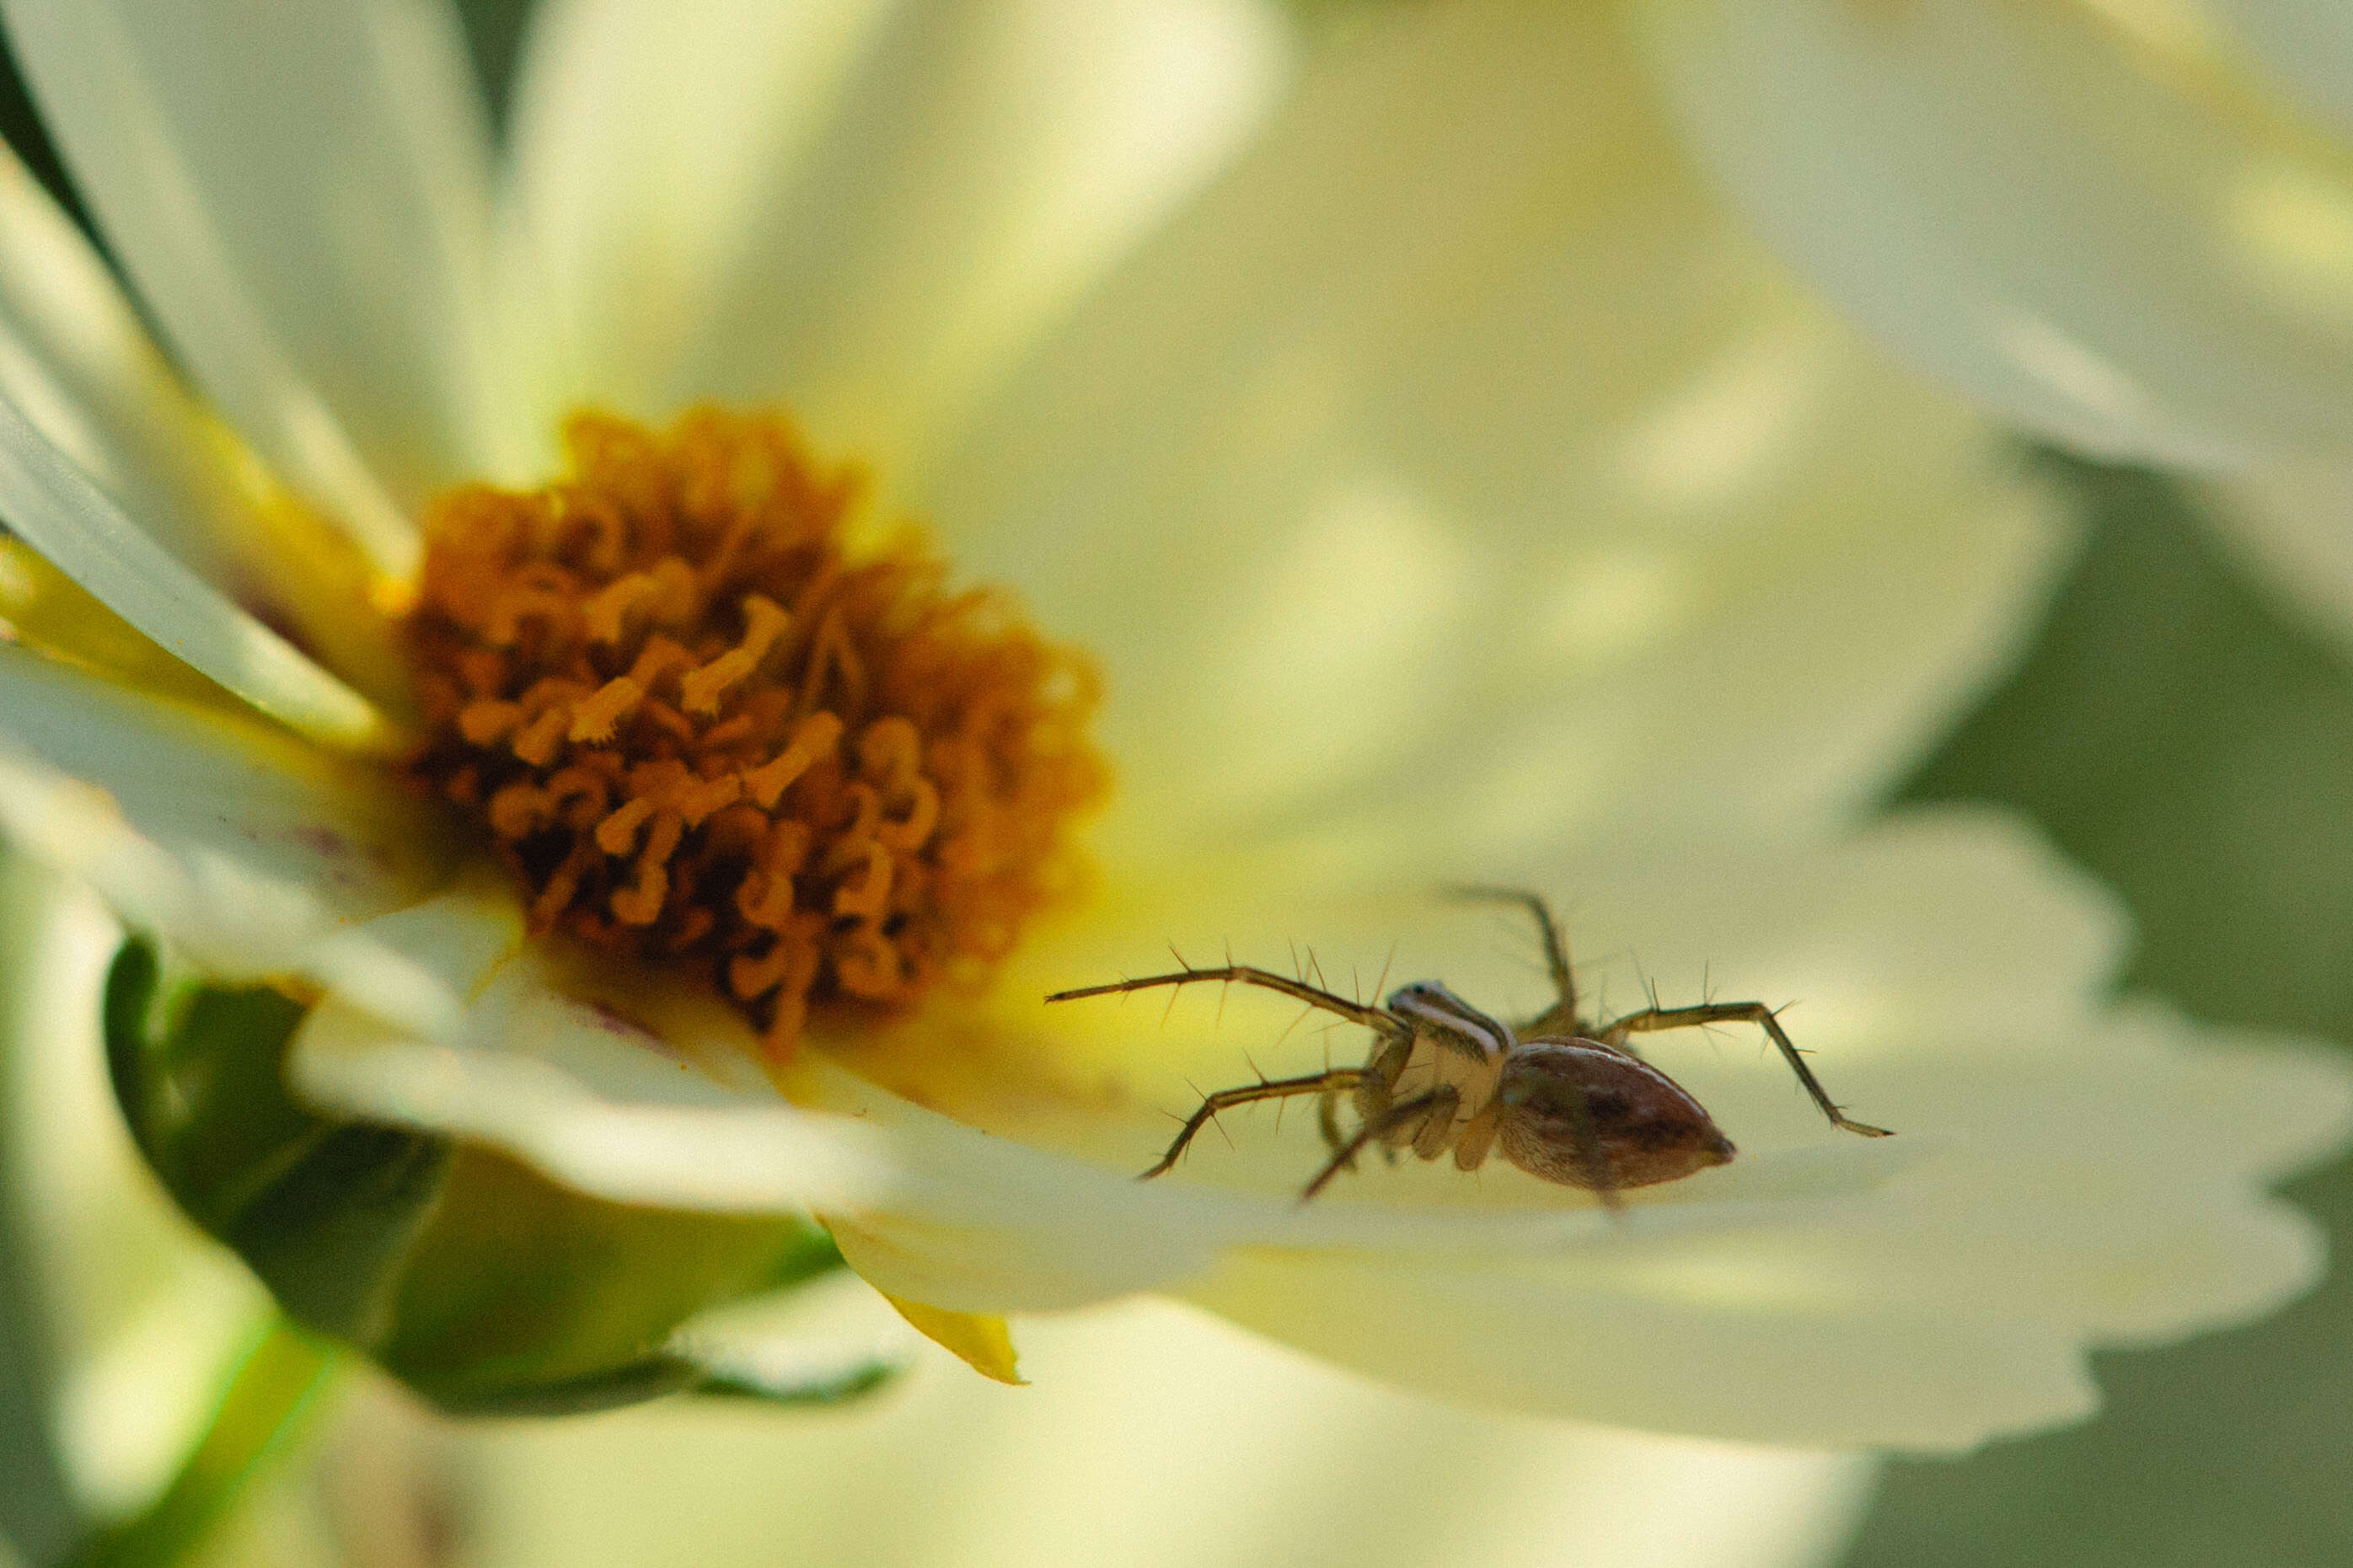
[0,0,511,575]
[0,644,446,987]
[1187,1247,2093,1453]
[286,890,1922,1316]
[0,143,407,709]
[1190,1015,2339,1445]
[1633,0,2353,468]
[0,146,285,602]
[2206,458,2353,656]
[506,0,900,424]
[2216,0,2353,140]
[902,811,2342,1448]
[0,383,394,748]
[458,1296,1873,1568]
[930,0,2063,874]
[512,0,1289,478]
[1187,1007,2341,1452]
[281,793,2347,1450]
[287,900,1228,1306]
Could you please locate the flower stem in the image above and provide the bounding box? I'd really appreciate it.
[68,1318,338,1568]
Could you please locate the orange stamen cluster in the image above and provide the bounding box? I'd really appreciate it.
[403,408,1107,1057]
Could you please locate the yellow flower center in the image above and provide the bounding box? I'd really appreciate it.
[401,408,1107,1057]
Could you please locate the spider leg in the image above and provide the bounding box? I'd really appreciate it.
[1316,1080,1394,1175]
[1049,965,1406,1040]
[1317,1084,1353,1161]
[1301,1091,1454,1201]
[1444,884,1580,1036]
[1141,1068,1369,1180]
[1598,1001,1892,1137]
[1406,1085,1463,1160]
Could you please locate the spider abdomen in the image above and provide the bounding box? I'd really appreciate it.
[1497,1040,1735,1191]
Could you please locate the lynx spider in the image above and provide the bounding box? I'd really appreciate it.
[1048,887,1891,1206]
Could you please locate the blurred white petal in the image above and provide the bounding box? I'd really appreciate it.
[458,1295,1876,1568]
[507,0,899,428]
[2209,458,2353,654]
[2215,0,2353,139]
[0,0,513,574]
[0,391,393,747]
[0,145,405,704]
[1634,0,2353,467]
[512,0,1289,481]
[0,858,268,1520]
[1190,1250,2095,1453]
[935,0,2062,872]
[0,645,446,989]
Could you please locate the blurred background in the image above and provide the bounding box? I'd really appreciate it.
[7,2,2353,1565]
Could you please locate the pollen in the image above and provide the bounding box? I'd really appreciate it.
[402,408,1108,1057]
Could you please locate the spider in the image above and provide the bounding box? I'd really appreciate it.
[1047,887,1891,1205]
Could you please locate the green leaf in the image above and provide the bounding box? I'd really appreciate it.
[102,940,317,1212]
[686,1353,899,1409]
[429,1356,705,1418]
[754,1225,848,1292]
[100,936,452,1347]
[100,936,869,1421]
[218,1125,451,1350]
[431,1339,900,1418]
[372,1148,847,1415]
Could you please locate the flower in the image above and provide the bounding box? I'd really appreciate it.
[0,0,2338,1455]
[1625,0,2353,643]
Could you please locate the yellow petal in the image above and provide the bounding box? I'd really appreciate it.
[876,1291,1025,1386]
[0,538,232,711]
